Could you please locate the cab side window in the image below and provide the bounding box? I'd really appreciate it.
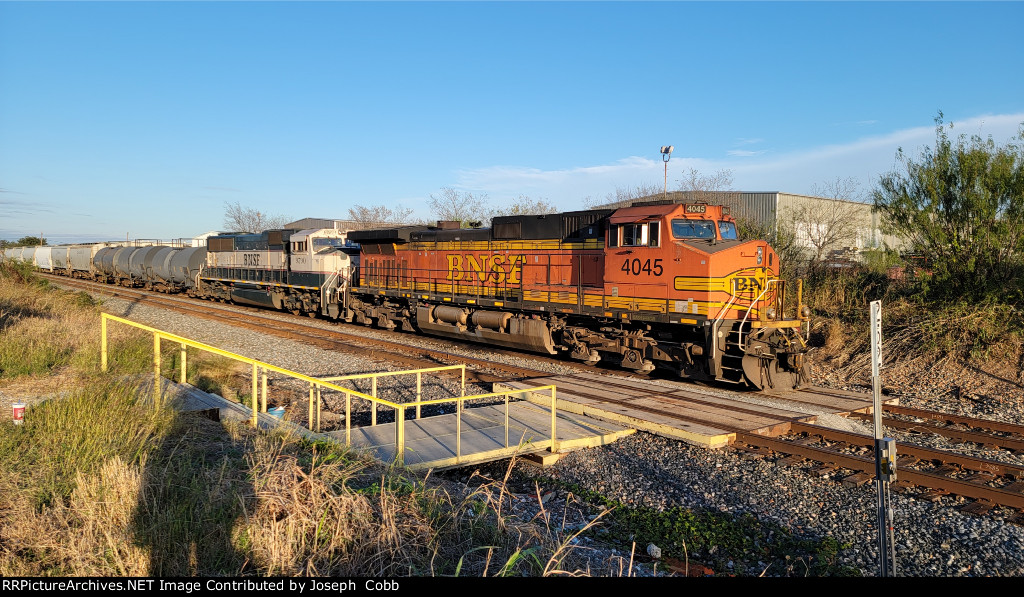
[610,222,660,247]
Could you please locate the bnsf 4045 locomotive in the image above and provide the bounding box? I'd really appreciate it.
[347,202,811,392]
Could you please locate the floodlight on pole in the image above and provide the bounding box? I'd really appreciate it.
[660,145,674,200]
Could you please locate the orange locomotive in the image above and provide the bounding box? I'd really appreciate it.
[346,201,811,392]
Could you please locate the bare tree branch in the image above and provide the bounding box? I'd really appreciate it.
[490,196,559,219]
[786,177,865,263]
[428,187,489,227]
[222,201,291,233]
[346,204,414,228]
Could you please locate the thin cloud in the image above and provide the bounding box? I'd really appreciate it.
[0,199,55,215]
[454,112,1024,203]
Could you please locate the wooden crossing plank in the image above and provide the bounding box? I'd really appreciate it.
[627,396,784,431]
[663,390,811,420]
[496,380,733,448]
[774,386,882,412]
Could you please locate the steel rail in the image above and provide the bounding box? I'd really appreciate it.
[883,404,1024,436]
[734,430,1024,510]
[847,412,1024,453]
[788,421,1024,478]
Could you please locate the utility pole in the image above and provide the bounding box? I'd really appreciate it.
[660,145,673,200]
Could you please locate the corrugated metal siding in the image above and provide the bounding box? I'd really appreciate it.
[285,218,340,230]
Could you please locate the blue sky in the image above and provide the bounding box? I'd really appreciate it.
[1,1,1022,243]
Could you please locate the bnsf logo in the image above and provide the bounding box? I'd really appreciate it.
[447,254,523,284]
[243,253,261,267]
[732,276,764,294]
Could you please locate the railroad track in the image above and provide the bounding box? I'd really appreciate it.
[45,273,1024,518]
[734,423,1024,519]
[44,274,562,382]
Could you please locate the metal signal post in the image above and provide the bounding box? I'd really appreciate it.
[871,300,898,576]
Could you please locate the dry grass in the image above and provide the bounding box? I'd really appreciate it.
[0,260,150,389]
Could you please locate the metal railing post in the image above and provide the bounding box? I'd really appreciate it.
[308,383,314,430]
[101,315,108,372]
[153,333,161,407]
[395,405,405,466]
[504,392,509,448]
[416,372,422,419]
[261,368,268,413]
[345,391,351,446]
[456,395,462,462]
[179,343,187,384]
[251,362,258,427]
[316,385,322,433]
[550,387,557,453]
[371,377,377,426]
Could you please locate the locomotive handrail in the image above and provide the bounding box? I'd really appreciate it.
[99,312,559,466]
[736,278,783,348]
[320,270,339,316]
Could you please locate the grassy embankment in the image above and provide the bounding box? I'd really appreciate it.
[0,259,858,576]
[794,254,1024,381]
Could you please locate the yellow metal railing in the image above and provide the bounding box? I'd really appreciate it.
[320,365,466,423]
[100,312,559,464]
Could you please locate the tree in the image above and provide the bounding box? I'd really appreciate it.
[583,182,663,210]
[428,187,489,227]
[786,177,865,264]
[346,204,414,228]
[489,196,559,219]
[15,236,46,246]
[222,201,291,233]
[872,113,1024,301]
[678,168,739,203]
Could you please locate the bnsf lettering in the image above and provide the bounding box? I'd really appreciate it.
[243,253,261,267]
[733,277,764,294]
[447,254,522,284]
[620,258,663,276]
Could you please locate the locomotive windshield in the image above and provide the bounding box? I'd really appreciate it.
[313,238,346,252]
[718,221,737,240]
[671,220,716,239]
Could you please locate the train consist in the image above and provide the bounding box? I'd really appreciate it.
[3,201,811,392]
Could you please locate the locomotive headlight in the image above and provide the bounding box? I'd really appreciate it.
[765,306,776,320]
[801,305,812,318]
[756,246,763,265]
